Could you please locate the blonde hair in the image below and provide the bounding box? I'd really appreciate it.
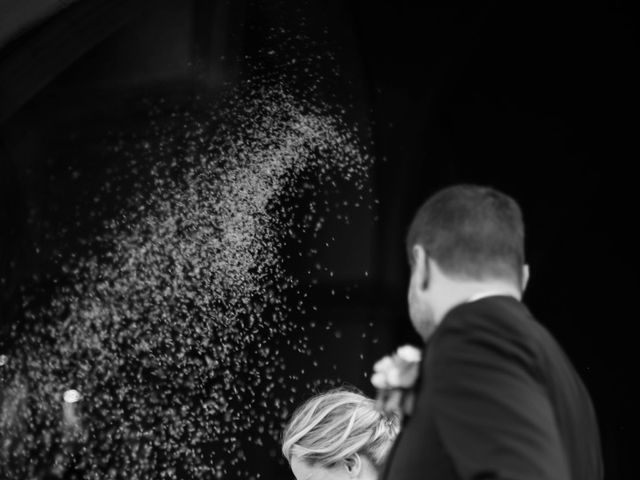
[281,388,400,469]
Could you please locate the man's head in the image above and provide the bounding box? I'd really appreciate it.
[406,184,528,339]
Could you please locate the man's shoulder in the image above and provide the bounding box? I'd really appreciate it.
[428,296,549,366]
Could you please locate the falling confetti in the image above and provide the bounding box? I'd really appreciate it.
[0,82,372,479]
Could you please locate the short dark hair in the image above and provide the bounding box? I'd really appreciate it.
[406,184,525,283]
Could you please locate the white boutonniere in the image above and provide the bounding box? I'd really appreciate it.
[371,345,422,420]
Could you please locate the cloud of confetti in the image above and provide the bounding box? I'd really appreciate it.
[0,84,371,479]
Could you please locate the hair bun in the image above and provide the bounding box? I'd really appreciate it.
[374,409,400,440]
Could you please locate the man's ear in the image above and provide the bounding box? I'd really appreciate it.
[412,245,430,290]
[521,264,530,292]
[343,454,362,478]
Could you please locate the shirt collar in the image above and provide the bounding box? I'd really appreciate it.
[466,290,518,303]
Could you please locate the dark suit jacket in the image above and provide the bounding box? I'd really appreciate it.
[382,295,603,480]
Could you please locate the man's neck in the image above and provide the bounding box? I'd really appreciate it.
[433,279,521,323]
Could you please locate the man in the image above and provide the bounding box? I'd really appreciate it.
[381,184,603,480]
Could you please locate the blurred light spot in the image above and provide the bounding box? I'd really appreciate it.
[63,389,81,403]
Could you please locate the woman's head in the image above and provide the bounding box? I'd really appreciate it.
[282,388,400,480]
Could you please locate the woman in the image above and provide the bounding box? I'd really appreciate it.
[282,388,400,480]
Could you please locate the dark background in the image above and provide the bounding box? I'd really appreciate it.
[0,1,635,479]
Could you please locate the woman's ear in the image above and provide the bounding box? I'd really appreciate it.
[343,454,362,478]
